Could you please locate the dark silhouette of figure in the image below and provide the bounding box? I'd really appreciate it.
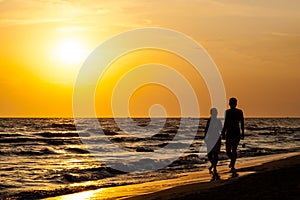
[205,108,222,179]
[222,97,244,171]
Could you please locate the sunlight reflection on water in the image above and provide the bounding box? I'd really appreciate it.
[46,190,96,200]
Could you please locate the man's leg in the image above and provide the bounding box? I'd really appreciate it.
[231,137,240,169]
[226,139,233,164]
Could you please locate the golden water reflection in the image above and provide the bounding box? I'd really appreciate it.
[44,190,97,200]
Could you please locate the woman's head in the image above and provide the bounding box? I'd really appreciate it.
[210,108,218,117]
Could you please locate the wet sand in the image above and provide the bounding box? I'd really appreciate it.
[44,152,300,200]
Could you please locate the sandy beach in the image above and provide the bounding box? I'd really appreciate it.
[43,152,300,200]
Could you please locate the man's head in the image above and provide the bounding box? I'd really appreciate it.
[229,97,237,108]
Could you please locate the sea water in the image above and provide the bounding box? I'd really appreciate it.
[0,118,299,199]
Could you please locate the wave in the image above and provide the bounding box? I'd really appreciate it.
[50,123,77,130]
[0,183,19,190]
[61,166,126,183]
[0,147,58,156]
[171,154,205,166]
[110,136,146,143]
[0,137,82,145]
[239,147,298,157]
[246,126,300,133]
[66,147,90,154]
[0,133,24,138]
[35,132,80,138]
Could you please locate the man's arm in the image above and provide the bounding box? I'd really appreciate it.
[221,111,227,139]
[240,110,244,140]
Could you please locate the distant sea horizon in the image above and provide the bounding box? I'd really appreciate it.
[1,116,300,119]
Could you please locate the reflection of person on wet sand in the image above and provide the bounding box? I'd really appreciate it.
[222,97,244,172]
[204,108,222,179]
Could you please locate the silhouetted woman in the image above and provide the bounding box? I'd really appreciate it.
[204,108,222,177]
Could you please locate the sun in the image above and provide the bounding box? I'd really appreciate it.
[54,39,89,64]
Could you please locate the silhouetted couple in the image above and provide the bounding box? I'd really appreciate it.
[205,97,244,177]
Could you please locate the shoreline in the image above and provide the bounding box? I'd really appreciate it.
[43,152,300,200]
[130,153,300,200]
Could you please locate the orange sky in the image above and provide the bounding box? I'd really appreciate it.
[0,0,299,117]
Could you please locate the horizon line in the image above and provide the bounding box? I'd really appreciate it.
[0,116,299,119]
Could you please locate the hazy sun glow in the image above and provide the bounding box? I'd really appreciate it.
[54,39,89,64]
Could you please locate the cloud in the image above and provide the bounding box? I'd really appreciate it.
[144,19,152,24]
[1,0,299,39]
[271,32,300,37]
[0,0,110,26]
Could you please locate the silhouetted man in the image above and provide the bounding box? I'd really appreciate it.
[222,97,244,171]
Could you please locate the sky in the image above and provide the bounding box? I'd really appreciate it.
[0,0,299,117]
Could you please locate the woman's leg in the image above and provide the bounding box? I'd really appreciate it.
[208,152,213,173]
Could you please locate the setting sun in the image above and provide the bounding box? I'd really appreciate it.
[54,39,89,64]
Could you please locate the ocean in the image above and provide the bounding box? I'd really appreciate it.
[0,118,299,199]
